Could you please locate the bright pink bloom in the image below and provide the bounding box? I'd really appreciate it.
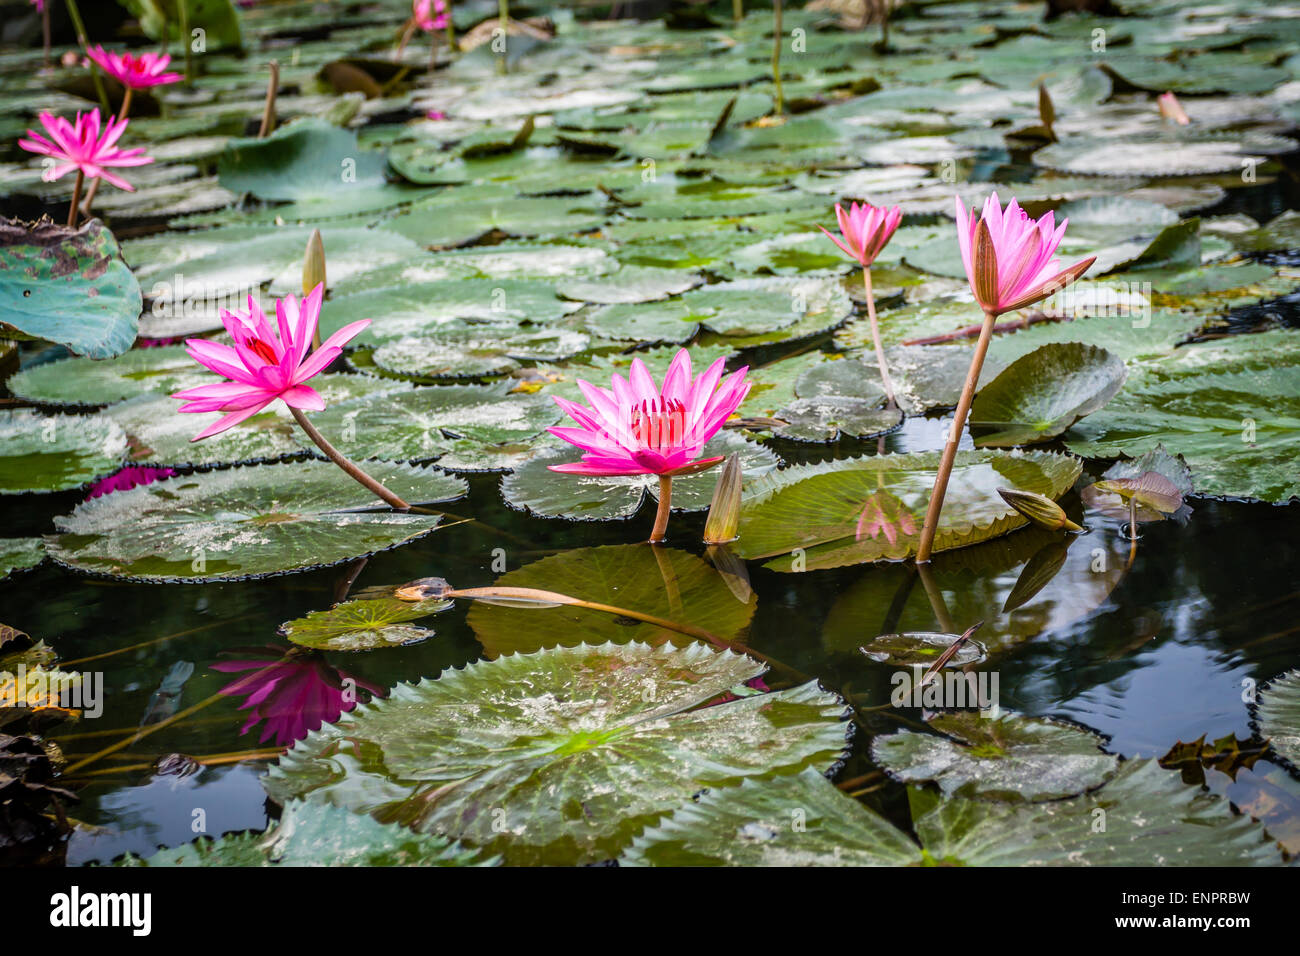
[955,192,1095,316]
[86,45,183,90]
[414,0,448,31]
[818,201,902,267]
[212,646,384,747]
[547,350,750,477]
[18,109,152,192]
[86,466,176,500]
[172,285,369,441]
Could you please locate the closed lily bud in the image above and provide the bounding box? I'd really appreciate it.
[702,453,743,545]
[303,229,327,299]
[1158,91,1190,126]
[997,487,1082,533]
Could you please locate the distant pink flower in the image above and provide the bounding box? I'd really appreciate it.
[955,192,1094,317]
[414,0,448,30]
[18,109,152,192]
[818,201,902,267]
[171,285,369,441]
[86,45,182,90]
[212,646,385,747]
[86,466,176,500]
[1158,91,1190,125]
[32,0,45,12]
[547,350,750,477]
[425,110,448,120]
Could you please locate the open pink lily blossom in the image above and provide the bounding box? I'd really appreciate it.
[955,192,1095,317]
[18,109,152,191]
[547,350,750,478]
[172,284,368,441]
[86,46,183,90]
[818,201,902,267]
[414,0,448,30]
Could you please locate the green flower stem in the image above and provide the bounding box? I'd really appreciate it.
[258,61,279,138]
[497,0,509,74]
[78,89,134,219]
[862,266,897,408]
[63,0,111,113]
[915,308,997,562]
[290,407,412,511]
[67,170,84,227]
[771,0,784,115]
[650,474,672,543]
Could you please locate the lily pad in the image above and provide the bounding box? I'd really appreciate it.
[218,118,390,202]
[969,343,1127,447]
[280,596,453,652]
[736,449,1082,570]
[1255,670,1300,771]
[871,711,1119,802]
[0,538,44,581]
[264,641,851,865]
[46,460,467,582]
[0,218,141,359]
[120,800,494,867]
[7,346,212,408]
[466,544,756,657]
[372,327,591,380]
[859,631,988,668]
[0,410,128,495]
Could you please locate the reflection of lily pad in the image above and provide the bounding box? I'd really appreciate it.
[46,460,466,582]
[871,711,1119,802]
[265,641,850,865]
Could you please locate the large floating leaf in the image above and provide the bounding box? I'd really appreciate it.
[735,449,1082,570]
[120,801,494,867]
[46,460,467,582]
[0,410,128,495]
[306,384,560,463]
[372,327,591,380]
[0,538,45,581]
[1256,670,1300,771]
[0,218,140,359]
[218,119,390,203]
[625,760,1283,866]
[1065,331,1300,502]
[623,768,919,867]
[502,431,779,520]
[871,711,1119,802]
[6,346,209,408]
[1032,132,1293,177]
[466,544,756,657]
[120,0,244,52]
[280,596,453,652]
[265,642,850,865]
[970,343,1127,447]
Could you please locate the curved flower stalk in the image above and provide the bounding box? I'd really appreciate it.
[914,193,1095,562]
[172,285,411,510]
[18,109,152,226]
[547,349,751,543]
[212,646,384,748]
[818,200,903,405]
[398,0,449,67]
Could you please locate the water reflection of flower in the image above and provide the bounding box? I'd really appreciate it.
[211,646,385,747]
[854,489,918,547]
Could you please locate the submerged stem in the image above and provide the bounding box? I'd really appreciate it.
[771,0,784,115]
[915,309,997,563]
[290,407,411,511]
[862,267,897,408]
[650,474,673,543]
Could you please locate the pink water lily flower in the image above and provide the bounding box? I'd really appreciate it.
[955,192,1095,317]
[548,350,750,477]
[86,46,182,90]
[414,0,448,30]
[818,201,902,267]
[172,284,369,441]
[18,109,152,191]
